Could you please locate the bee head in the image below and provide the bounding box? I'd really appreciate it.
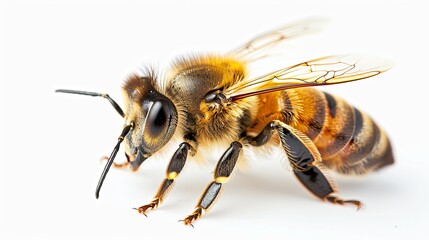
[122,74,178,165]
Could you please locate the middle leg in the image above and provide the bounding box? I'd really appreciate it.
[180,141,243,226]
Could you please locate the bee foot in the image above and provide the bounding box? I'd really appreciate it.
[100,156,130,169]
[326,196,363,210]
[133,198,160,216]
[180,207,202,227]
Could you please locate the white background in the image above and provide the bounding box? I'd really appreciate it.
[0,0,426,239]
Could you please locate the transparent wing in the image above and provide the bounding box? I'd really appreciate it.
[230,17,329,62]
[224,54,393,101]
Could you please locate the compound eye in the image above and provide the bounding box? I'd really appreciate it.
[146,101,169,138]
[140,95,177,153]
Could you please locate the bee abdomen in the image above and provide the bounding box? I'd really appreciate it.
[312,92,356,158]
[260,89,394,175]
[318,97,394,175]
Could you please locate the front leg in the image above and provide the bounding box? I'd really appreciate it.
[134,142,191,216]
[181,141,242,226]
[100,150,146,171]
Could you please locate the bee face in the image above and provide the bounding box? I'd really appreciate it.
[122,75,178,160]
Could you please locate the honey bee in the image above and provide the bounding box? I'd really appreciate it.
[56,18,394,226]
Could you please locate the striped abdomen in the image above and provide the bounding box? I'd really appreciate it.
[276,88,394,175]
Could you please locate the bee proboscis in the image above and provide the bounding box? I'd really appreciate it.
[56,18,394,226]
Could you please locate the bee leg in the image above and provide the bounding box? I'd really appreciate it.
[325,195,363,209]
[248,120,362,209]
[180,142,242,226]
[100,151,145,171]
[276,122,363,209]
[293,162,363,209]
[134,142,191,216]
[100,153,131,169]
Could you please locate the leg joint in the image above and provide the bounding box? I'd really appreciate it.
[246,121,281,146]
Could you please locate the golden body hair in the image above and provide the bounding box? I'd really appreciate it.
[56,19,394,225]
[165,55,393,175]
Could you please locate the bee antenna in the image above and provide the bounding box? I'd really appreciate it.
[55,89,125,118]
[95,124,132,199]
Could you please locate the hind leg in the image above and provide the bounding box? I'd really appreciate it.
[293,162,362,209]
[247,120,362,208]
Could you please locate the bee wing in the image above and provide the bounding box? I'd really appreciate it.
[224,54,393,101]
[230,17,329,61]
